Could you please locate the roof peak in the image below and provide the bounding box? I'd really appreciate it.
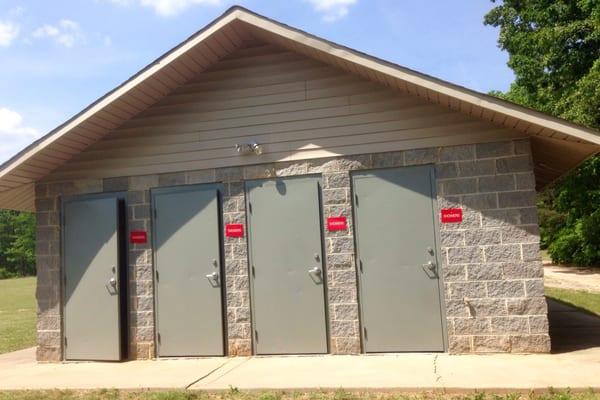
[0,5,597,211]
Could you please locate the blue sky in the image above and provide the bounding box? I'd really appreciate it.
[0,0,513,163]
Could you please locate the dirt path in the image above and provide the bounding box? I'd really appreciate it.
[544,263,600,293]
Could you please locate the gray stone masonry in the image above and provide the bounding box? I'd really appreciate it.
[34,138,549,361]
[438,141,550,353]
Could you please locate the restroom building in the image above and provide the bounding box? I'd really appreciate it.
[0,7,599,362]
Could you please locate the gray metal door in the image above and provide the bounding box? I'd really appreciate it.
[153,185,224,357]
[353,165,445,352]
[64,197,121,361]
[246,176,328,354]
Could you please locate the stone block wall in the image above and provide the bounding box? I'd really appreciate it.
[436,141,550,353]
[35,186,62,362]
[125,177,156,360]
[222,177,252,356]
[34,138,549,361]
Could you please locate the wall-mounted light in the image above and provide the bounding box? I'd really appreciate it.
[235,142,263,156]
[249,142,263,155]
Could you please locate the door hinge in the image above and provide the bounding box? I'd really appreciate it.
[64,337,67,347]
[153,207,157,219]
[155,270,159,282]
[248,202,252,214]
[251,265,255,277]
[363,327,368,340]
[354,193,359,206]
[254,329,258,342]
[359,259,363,273]
[157,333,161,344]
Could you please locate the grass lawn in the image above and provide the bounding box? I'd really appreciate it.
[545,286,600,316]
[0,391,598,400]
[540,250,551,262]
[0,277,36,354]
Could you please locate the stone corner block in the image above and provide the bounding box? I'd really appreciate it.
[129,342,154,360]
[448,335,472,354]
[510,334,551,353]
[228,339,252,356]
[36,346,62,362]
[331,337,361,355]
[472,335,511,352]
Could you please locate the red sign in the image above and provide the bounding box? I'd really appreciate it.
[441,208,463,223]
[130,231,147,244]
[225,224,244,238]
[327,216,348,231]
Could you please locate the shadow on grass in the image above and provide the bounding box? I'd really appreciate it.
[546,297,600,354]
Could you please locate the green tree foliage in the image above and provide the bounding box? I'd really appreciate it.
[538,157,600,265]
[485,0,600,127]
[485,0,600,266]
[0,210,36,278]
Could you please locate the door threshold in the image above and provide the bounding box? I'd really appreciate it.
[156,355,227,360]
[364,351,446,355]
[254,353,329,358]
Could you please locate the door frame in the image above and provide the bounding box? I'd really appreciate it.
[350,164,449,353]
[60,191,129,361]
[244,174,330,355]
[150,183,227,358]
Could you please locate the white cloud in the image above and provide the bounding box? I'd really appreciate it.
[141,0,223,16]
[0,21,19,47]
[0,108,40,163]
[102,0,223,16]
[307,0,357,22]
[0,108,38,137]
[32,19,83,48]
[33,25,59,38]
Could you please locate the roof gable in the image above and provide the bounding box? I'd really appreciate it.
[44,42,530,182]
[0,6,598,211]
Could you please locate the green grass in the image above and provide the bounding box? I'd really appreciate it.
[540,250,551,263]
[0,277,36,354]
[0,391,598,400]
[545,286,600,316]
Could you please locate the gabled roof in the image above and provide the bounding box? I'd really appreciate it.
[1,6,599,211]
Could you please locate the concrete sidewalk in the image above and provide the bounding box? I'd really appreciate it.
[1,346,599,391]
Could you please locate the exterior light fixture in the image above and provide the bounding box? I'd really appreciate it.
[234,142,263,155]
[249,142,263,155]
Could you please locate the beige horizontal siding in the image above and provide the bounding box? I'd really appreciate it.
[0,183,34,211]
[45,44,526,182]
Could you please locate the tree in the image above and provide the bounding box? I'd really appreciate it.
[485,0,600,266]
[485,0,600,128]
[0,210,36,278]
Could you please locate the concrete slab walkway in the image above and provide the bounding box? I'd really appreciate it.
[2,299,599,392]
[0,347,228,390]
[1,346,599,391]
[189,349,600,391]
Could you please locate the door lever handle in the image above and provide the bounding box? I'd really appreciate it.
[422,261,436,271]
[308,267,322,284]
[206,271,219,285]
[106,277,118,295]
